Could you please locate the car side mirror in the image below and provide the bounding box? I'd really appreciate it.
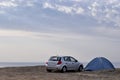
[75,60,78,62]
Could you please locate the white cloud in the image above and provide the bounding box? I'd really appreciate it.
[106,0,118,4]
[87,0,120,27]
[88,2,99,16]
[55,5,73,14]
[75,7,84,14]
[42,0,120,27]
[0,0,37,15]
[92,2,99,7]
[0,1,17,7]
[73,0,82,2]
[43,2,84,15]
[0,0,37,8]
[0,0,119,27]
[55,5,84,14]
[26,1,35,7]
[113,3,120,8]
[57,0,82,2]
[43,2,54,9]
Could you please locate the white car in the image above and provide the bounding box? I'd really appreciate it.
[46,56,83,72]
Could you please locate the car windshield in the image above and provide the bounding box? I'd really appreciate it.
[49,56,61,61]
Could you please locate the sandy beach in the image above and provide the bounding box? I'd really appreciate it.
[0,66,119,80]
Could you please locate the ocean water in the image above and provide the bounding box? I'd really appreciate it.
[0,62,119,68]
[0,62,45,68]
[113,62,120,68]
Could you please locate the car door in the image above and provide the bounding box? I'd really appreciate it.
[69,57,79,70]
[63,57,73,70]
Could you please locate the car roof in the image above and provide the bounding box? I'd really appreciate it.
[51,56,72,58]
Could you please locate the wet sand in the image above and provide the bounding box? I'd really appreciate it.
[0,66,119,80]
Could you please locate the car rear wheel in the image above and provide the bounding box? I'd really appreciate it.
[61,66,67,73]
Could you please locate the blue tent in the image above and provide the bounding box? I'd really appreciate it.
[85,57,115,71]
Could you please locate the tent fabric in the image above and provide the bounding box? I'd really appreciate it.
[85,57,115,71]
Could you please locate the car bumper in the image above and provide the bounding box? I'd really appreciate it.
[46,65,62,71]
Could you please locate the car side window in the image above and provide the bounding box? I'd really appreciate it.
[64,57,71,62]
[70,57,76,62]
[64,57,67,61]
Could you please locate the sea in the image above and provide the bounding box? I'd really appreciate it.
[0,62,119,68]
[0,62,45,68]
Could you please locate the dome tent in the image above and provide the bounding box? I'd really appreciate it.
[85,57,115,71]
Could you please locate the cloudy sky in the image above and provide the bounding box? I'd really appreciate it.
[0,0,120,62]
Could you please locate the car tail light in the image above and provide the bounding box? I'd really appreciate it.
[57,61,62,65]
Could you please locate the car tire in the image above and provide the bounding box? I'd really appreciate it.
[46,69,52,72]
[61,66,67,73]
[78,65,83,72]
